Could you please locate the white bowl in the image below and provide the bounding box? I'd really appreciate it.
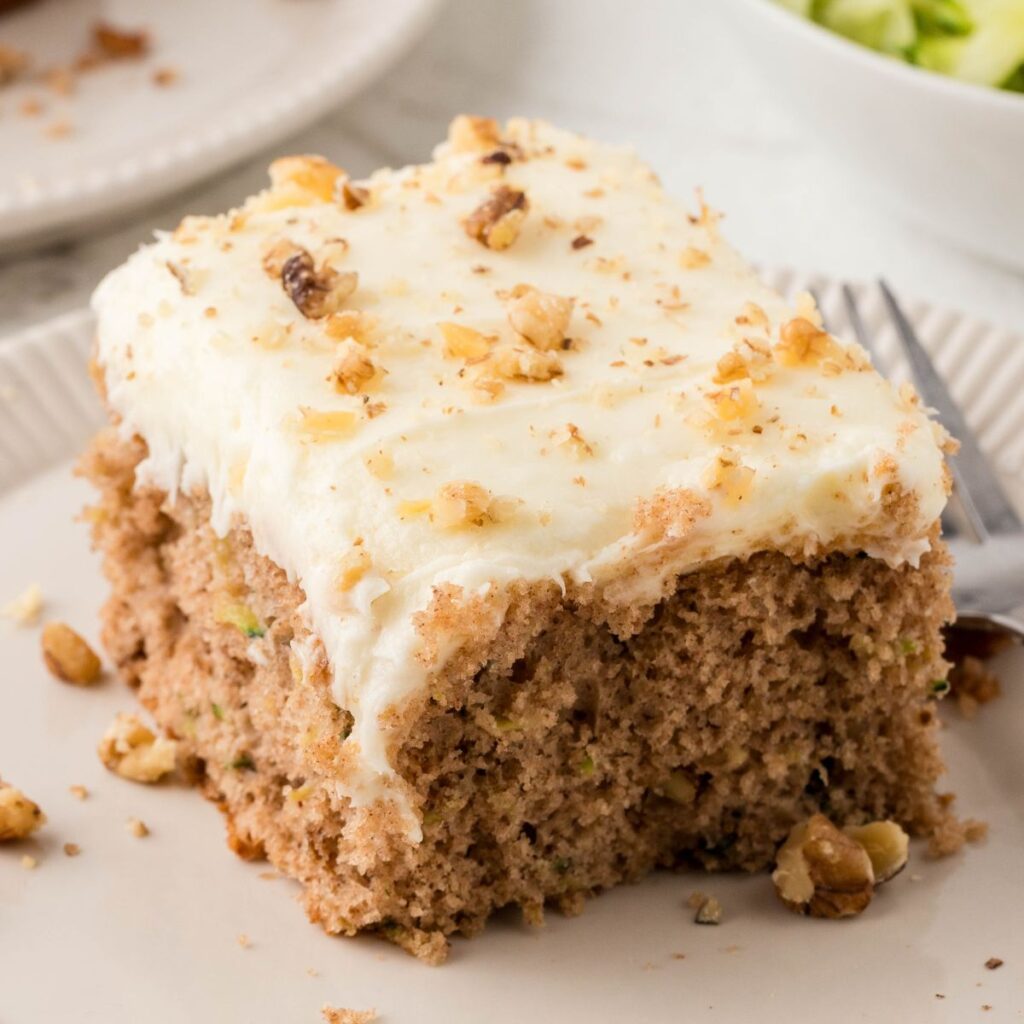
[722,0,1024,272]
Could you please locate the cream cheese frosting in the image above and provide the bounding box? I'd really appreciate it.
[91,117,950,838]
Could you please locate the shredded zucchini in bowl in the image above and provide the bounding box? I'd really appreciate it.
[774,0,1024,93]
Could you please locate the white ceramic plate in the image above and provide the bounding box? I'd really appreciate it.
[2,276,1022,1023]
[0,0,442,251]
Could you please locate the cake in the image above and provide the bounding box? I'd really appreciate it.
[83,116,956,962]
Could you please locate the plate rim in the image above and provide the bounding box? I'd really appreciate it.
[0,0,445,250]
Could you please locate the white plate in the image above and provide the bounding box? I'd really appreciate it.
[0,0,442,251]
[2,276,1023,1023]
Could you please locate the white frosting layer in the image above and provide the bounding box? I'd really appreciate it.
[92,119,949,838]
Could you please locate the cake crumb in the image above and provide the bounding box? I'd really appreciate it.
[21,854,38,870]
[2,583,44,626]
[127,817,149,838]
[985,957,1003,970]
[69,785,89,801]
[322,1007,376,1024]
[63,842,81,857]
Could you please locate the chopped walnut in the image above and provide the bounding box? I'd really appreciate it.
[97,713,177,784]
[0,782,46,841]
[127,817,150,838]
[92,22,150,59]
[705,380,760,422]
[842,821,909,883]
[772,814,876,918]
[736,301,770,330]
[487,346,563,382]
[268,154,344,203]
[702,450,755,506]
[267,245,357,320]
[2,582,44,626]
[329,342,378,395]
[325,310,376,346]
[679,246,710,269]
[336,546,372,592]
[550,422,594,458]
[296,408,358,442]
[464,186,529,250]
[447,114,501,153]
[0,45,29,86]
[775,317,842,369]
[63,842,81,857]
[431,481,501,529]
[713,336,773,385]
[41,622,102,686]
[339,178,370,211]
[439,321,492,360]
[506,284,574,351]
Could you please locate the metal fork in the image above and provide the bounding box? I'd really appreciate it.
[814,280,1024,641]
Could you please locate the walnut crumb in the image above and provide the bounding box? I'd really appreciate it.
[21,854,37,870]
[679,246,710,269]
[92,22,149,59]
[985,958,1004,970]
[69,785,89,801]
[447,114,501,153]
[506,284,574,351]
[464,185,529,250]
[41,622,102,686]
[571,234,594,250]
[329,342,378,395]
[63,842,81,857]
[127,818,149,838]
[322,1007,377,1024]
[237,933,251,949]
[0,44,29,86]
[431,481,505,529]
[694,896,722,925]
[0,782,46,841]
[98,713,177,784]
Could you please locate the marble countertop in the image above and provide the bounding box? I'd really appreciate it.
[2,0,1021,335]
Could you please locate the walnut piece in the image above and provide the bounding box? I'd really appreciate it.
[506,284,574,351]
[41,622,102,686]
[92,22,149,59]
[268,154,344,203]
[464,186,529,250]
[439,321,492,360]
[488,345,562,383]
[97,713,177,783]
[0,44,29,86]
[772,814,875,918]
[432,481,501,529]
[775,317,842,369]
[0,782,46,841]
[272,247,357,320]
[329,341,377,395]
[842,820,909,883]
[447,114,501,153]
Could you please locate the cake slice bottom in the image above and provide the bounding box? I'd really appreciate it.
[82,429,957,963]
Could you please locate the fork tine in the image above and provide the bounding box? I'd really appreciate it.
[878,279,1022,540]
[843,283,962,539]
[841,284,882,367]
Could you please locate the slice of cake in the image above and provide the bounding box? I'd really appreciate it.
[83,116,956,962]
